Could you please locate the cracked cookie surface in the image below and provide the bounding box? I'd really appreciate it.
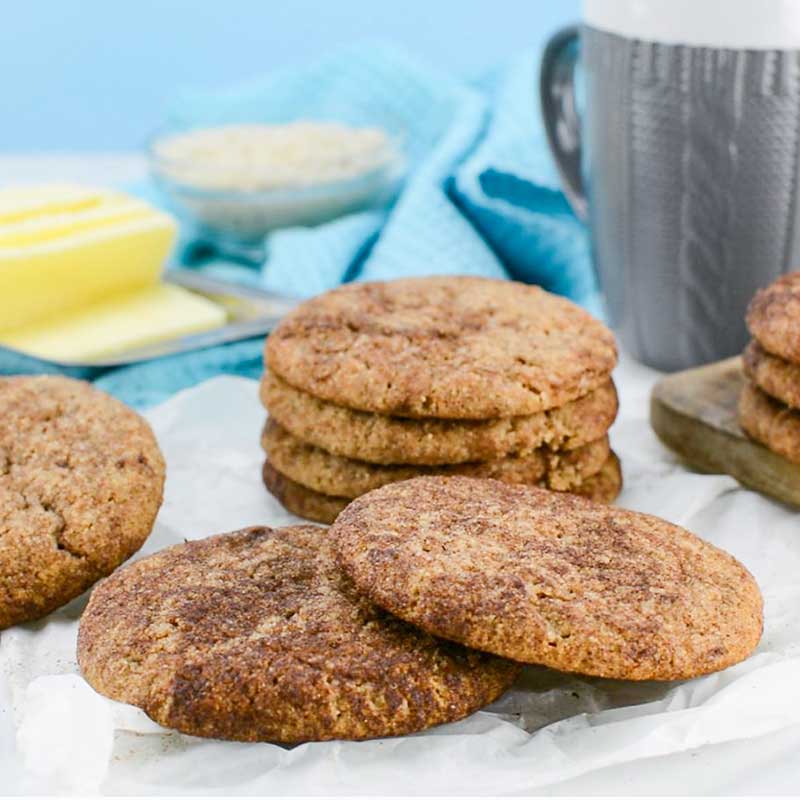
[333,476,762,680]
[261,371,618,465]
[78,525,519,743]
[265,276,617,419]
[0,375,164,629]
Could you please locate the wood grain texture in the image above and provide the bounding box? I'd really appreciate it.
[650,357,800,508]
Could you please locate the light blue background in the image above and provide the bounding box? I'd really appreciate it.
[2,0,578,151]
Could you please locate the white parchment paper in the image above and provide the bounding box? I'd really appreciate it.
[2,358,800,796]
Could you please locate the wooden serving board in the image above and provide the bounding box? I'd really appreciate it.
[650,356,800,508]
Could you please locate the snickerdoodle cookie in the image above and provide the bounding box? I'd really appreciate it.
[743,340,800,410]
[746,271,800,364]
[739,380,800,464]
[261,453,622,525]
[262,419,610,496]
[265,276,617,420]
[333,476,762,680]
[260,372,618,465]
[0,375,164,629]
[78,526,519,743]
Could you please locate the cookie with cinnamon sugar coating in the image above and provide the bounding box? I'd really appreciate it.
[265,276,616,420]
[260,371,618,466]
[0,375,164,630]
[333,476,762,680]
[261,453,623,525]
[78,525,519,743]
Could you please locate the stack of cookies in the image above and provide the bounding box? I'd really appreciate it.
[259,276,621,523]
[740,272,800,464]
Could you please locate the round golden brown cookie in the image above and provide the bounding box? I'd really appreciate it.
[262,453,622,526]
[0,376,164,630]
[738,380,800,464]
[742,340,800,410]
[746,272,800,364]
[78,525,519,743]
[262,419,610,496]
[260,371,618,465]
[333,476,763,680]
[265,276,617,419]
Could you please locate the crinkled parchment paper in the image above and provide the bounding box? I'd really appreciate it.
[2,358,800,795]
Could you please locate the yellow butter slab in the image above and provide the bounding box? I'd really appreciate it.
[0,199,159,247]
[0,212,176,332]
[0,283,228,361]
[0,184,129,224]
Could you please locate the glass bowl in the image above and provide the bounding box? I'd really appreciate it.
[148,121,407,251]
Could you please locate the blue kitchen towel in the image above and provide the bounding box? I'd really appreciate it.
[169,43,597,306]
[169,43,510,298]
[454,51,601,318]
[2,44,598,408]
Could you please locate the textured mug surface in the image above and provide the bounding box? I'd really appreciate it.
[542,6,800,371]
[584,27,800,369]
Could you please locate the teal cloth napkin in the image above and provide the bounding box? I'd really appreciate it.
[170,44,598,309]
[2,44,599,408]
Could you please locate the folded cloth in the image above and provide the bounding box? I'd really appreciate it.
[453,51,601,318]
[1,44,599,407]
[170,43,597,307]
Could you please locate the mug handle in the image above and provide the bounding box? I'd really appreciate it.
[539,25,587,221]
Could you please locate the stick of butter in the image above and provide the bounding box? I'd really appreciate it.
[0,184,227,361]
[1,284,226,361]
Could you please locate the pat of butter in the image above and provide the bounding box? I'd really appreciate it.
[0,284,227,361]
[0,186,177,332]
[0,184,228,361]
[0,184,115,225]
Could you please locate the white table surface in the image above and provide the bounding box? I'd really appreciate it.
[2,156,800,797]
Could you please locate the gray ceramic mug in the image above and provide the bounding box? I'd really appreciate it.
[541,0,800,370]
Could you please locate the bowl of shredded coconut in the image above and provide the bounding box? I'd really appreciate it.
[149,121,405,246]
